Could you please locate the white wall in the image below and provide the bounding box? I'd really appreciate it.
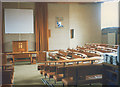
[69,3,101,48]
[48,3,70,50]
[3,3,102,51]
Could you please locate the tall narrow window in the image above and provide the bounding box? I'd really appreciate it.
[101,1,119,29]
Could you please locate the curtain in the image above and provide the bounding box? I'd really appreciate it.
[35,2,49,51]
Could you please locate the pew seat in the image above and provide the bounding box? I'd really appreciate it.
[42,64,56,78]
[47,72,56,80]
[42,70,50,77]
[62,77,76,85]
[62,66,77,85]
[53,74,64,83]
[40,70,44,75]
[38,64,46,75]
[46,65,56,80]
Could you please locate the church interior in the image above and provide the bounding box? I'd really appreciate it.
[0,0,120,87]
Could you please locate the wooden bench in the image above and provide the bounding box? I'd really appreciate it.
[76,64,103,85]
[62,64,103,86]
[2,64,14,85]
[53,66,65,84]
[62,66,77,86]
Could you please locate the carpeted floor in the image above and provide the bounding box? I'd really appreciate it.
[14,62,44,85]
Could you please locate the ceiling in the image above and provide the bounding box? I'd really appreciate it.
[1,0,119,2]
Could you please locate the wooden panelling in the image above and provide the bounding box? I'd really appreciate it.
[38,52,46,62]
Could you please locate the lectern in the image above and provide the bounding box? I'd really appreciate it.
[13,41,28,52]
[12,41,30,61]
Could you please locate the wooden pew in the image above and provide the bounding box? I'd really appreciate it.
[53,66,65,84]
[68,48,99,57]
[96,49,112,53]
[72,54,83,59]
[62,66,77,86]
[47,65,56,80]
[42,65,50,78]
[38,63,64,79]
[99,44,108,47]
[38,64,46,75]
[47,64,64,81]
[62,64,103,86]
[2,70,14,84]
[2,64,14,85]
[39,57,102,84]
[48,53,57,60]
[70,49,100,57]
[2,64,14,71]
[59,50,68,56]
[76,64,102,85]
[76,46,88,50]
[40,58,101,66]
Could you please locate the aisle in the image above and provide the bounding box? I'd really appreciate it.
[13,62,102,87]
[14,63,44,85]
